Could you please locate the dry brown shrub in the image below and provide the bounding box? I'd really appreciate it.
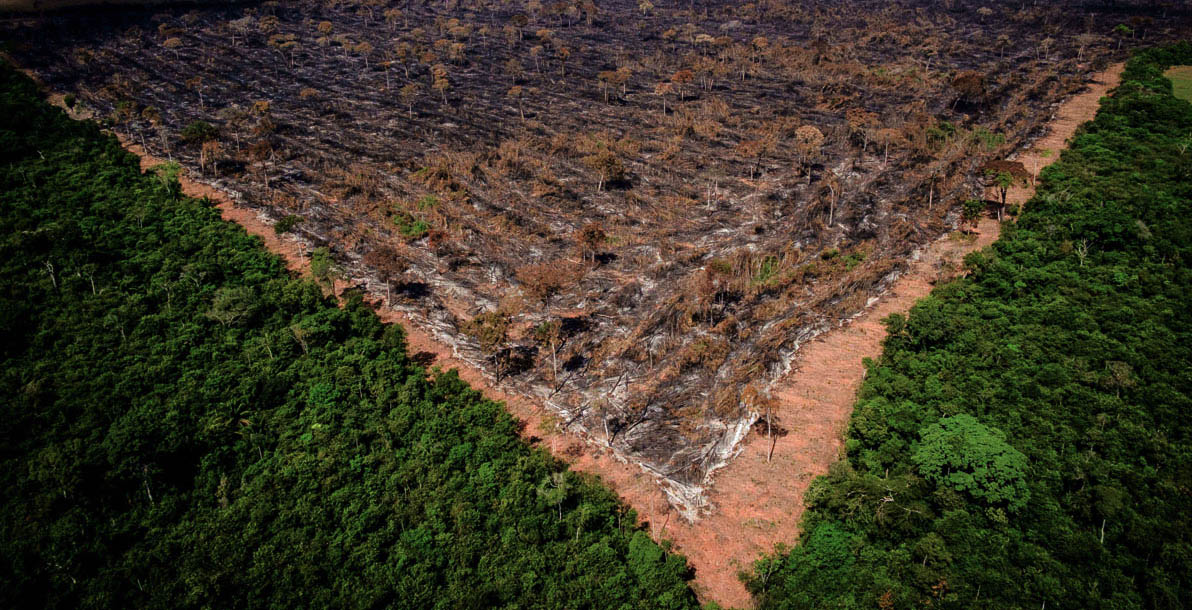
[574,223,606,263]
[530,178,559,199]
[614,137,641,157]
[693,119,722,141]
[426,229,449,251]
[713,384,748,418]
[363,245,409,281]
[413,155,461,192]
[516,262,576,303]
[269,192,302,212]
[548,132,572,156]
[677,336,731,374]
[951,70,987,102]
[667,111,695,138]
[712,314,739,340]
[326,163,383,199]
[701,96,731,121]
[461,310,510,353]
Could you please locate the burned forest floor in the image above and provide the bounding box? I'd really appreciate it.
[3,0,1184,531]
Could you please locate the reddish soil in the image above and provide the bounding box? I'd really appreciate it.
[34,60,1123,608]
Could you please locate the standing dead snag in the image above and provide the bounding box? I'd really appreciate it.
[162,37,182,60]
[671,69,695,101]
[520,261,573,384]
[612,67,632,98]
[529,45,545,73]
[462,310,514,382]
[184,76,205,108]
[268,33,299,68]
[353,41,374,69]
[399,82,421,116]
[393,42,413,77]
[794,125,825,182]
[743,385,780,462]
[654,81,674,114]
[824,170,842,227]
[431,64,451,105]
[505,58,525,84]
[534,320,564,385]
[735,139,764,179]
[509,13,528,41]
[996,34,1012,58]
[874,127,907,166]
[597,70,615,103]
[556,46,571,78]
[199,140,223,175]
[247,139,273,191]
[383,8,403,31]
[845,108,879,156]
[507,86,525,120]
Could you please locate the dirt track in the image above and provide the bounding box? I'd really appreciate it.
[33,60,1124,608]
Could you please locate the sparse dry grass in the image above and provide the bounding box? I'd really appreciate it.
[1166,65,1192,102]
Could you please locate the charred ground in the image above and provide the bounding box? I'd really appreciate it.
[5,0,1181,514]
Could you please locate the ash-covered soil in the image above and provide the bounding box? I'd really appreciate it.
[5,0,1175,514]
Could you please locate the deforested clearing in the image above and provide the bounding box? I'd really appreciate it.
[3,2,1192,608]
[5,0,1169,513]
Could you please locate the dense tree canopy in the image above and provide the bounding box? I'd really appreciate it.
[911,414,1030,512]
[0,63,697,610]
[750,43,1192,610]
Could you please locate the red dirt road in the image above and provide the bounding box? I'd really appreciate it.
[35,61,1123,609]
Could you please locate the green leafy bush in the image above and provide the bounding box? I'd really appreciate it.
[179,119,218,144]
[273,214,301,234]
[394,211,430,239]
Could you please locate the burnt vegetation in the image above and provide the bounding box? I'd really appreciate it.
[5,0,1185,511]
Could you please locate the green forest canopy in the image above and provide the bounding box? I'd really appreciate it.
[0,62,697,609]
[748,43,1192,610]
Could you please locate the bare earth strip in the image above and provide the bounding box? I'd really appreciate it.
[26,60,1123,609]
